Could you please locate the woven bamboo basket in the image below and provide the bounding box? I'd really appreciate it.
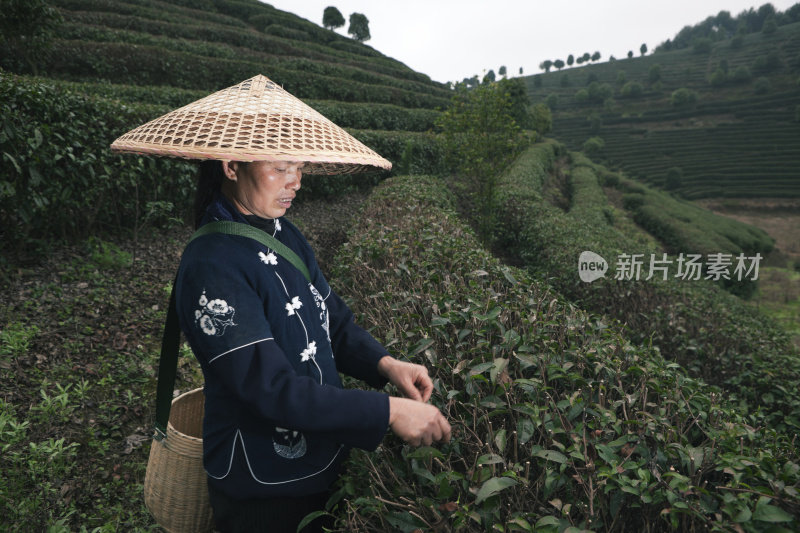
[144,387,213,533]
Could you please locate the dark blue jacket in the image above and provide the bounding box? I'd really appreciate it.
[175,195,390,499]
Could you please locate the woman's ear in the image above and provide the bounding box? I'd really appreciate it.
[221,161,238,181]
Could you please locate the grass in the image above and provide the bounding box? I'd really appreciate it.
[695,197,800,348]
[0,230,194,531]
[752,266,800,348]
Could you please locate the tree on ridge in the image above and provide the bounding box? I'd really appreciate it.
[322,6,345,31]
[348,12,370,42]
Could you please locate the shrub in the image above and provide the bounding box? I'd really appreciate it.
[692,37,713,53]
[0,0,63,75]
[599,170,619,187]
[308,101,439,132]
[529,103,552,135]
[671,87,698,107]
[753,52,782,74]
[665,167,683,190]
[731,65,752,83]
[709,67,727,87]
[620,81,643,98]
[263,23,311,41]
[436,83,531,234]
[0,73,195,253]
[622,192,645,209]
[762,15,778,34]
[587,112,602,133]
[648,63,662,84]
[754,76,772,94]
[587,81,613,104]
[582,136,604,155]
[491,144,798,434]
[331,173,800,532]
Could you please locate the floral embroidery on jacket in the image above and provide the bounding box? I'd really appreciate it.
[300,341,317,362]
[194,291,236,336]
[285,296,302,316]
[259,251,277,265]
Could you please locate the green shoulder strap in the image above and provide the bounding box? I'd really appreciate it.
[190,220,311,283]
[153,220,311,440]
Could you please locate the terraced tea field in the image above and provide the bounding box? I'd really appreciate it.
[525,21,800,199]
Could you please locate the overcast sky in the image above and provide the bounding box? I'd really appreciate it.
[263,0,798,83]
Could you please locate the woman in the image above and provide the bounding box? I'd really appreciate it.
[112,76,451,532]
[178,159,450,531]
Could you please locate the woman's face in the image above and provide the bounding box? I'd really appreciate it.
[221,160,303,219]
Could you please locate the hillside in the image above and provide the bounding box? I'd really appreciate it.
[35,0,451,103]
[0,0,450,252]
[523,21,800,199]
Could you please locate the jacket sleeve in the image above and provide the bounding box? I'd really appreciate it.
[326,289,390,390]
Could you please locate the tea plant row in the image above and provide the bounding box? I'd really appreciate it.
[329,174,799,531]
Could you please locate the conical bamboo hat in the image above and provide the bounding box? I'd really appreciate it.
[110,75,392,174]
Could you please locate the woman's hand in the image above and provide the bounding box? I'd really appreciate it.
[388,397,451,446]
[377,356,433,402]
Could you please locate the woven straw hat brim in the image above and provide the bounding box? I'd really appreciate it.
[110,75,391,175]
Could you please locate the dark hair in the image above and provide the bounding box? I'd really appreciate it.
[194,160,225,228]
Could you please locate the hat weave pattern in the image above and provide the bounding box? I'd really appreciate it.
[111,75,392,174]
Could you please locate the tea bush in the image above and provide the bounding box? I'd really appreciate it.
[309,101,439,132]
[36,77,440,132]
[41,40,450,109]
[0,72,196,255]
[491,143,800,433]
[331,174,800,531]
[0,73,441,254]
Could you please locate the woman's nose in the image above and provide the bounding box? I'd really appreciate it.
[287,171,301,190]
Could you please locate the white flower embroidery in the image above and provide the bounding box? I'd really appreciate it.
[195,291,236,337]
[207,299,229,314]
[300,341,317,362]
[275,219,282,232]
[199,315,217,336]
[259,251,277,265]
[285,296,303,316]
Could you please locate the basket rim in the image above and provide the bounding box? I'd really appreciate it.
[165,387,204,443]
